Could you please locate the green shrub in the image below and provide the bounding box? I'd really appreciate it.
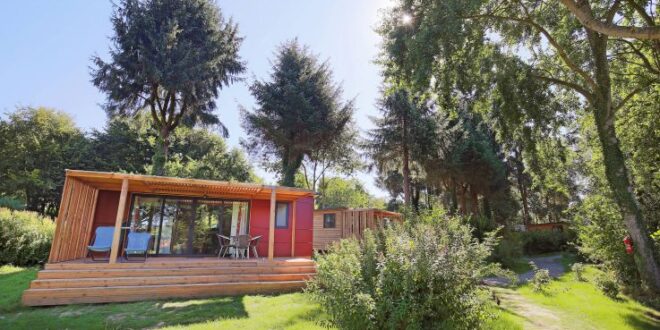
[594,272,619,299]
[529,262,551,292]
[0,197,25,211]
[519,229,574,255]
[307,213,503,329]
[572,195,643,289]
[0,208,54,266]
[571,263,585,281]
[491,230,524,269]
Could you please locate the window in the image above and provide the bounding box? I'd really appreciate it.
[275,202,289,228]
[323,213,336,228]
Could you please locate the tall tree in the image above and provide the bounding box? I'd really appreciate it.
[365,88,432,208]
[242,40,354,187]
[91,0,245,175]
[0,107,89,216]
[378,0,660,290]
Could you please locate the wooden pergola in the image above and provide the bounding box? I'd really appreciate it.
[49,170,315,263]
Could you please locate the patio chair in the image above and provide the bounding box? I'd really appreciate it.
[235,234,250,259]
[123,232,152,262]
[217,234,232,258]
[249,235,263,259]
[87,226,115,262]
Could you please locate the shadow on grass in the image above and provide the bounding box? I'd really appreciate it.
[622,309,660,330]
[1,294,249,330]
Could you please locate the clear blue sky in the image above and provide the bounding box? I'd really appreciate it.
[0,0,392,197]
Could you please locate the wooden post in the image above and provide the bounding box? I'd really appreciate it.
[291,199,297,257]
[109,179,129,264]
[268,188,276,260]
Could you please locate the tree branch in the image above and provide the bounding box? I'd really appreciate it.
[465,13,598,90]
[625,0,656,26]
[614,80,657,112]
[531,74,594,101]
[605,0,621,23]
[559,0,660,40]
[619,39,660,74]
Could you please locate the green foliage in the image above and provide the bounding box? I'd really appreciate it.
[91,0,245,175]
[242,40,354,187]
[594,272,619,300]
[307,213,505,329]
[0,107,88,216]
[378,0,660,290]
[88,116,154,173]
[519,230,575,255]
[157,126,255,182]
[572,263,585,282]
[529,262,551,292]
[0,208,54,266]
[0,197,25,211]
[491,231,524,270]
[573,194,642,289]
[314,177,384,209]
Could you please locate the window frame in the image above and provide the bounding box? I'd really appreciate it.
[323,213,336,228]
[275,202,290,229]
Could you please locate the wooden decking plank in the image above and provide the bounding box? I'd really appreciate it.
[37,266,316,279]
[30,273,315,288]
[23,281,306,306]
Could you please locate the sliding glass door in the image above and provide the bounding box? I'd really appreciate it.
[129,195,250,256]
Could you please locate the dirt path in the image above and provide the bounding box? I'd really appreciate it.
[487,254,567,329]
[491,287,564,330]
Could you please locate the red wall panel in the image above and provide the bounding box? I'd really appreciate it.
[91,190,120,237]
[249,199,271,257]
[294,197,314,257]
[248,196,314,258]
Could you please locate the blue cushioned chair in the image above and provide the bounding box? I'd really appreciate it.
[123,232,152,262]
[87,226,115,262]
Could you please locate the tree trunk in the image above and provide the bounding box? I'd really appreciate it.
[470,188,479,216]
[458,184,468,215]
[153,126,170,176]
[589,32,660,291]
[281,153,303,187]
[514,148,531,224]
[402,144,411,208]
[412,184,420,213]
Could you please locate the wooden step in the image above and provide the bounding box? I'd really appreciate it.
[37,265,317,279]
[30,273,315,289]
[23,280,306,306]
[44,258,316,270]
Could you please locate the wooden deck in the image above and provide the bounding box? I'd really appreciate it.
[23,257,316,306]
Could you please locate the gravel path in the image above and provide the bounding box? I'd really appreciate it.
[484,254,566,286]
[519,254,566,282]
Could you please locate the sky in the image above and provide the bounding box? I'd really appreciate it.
[0,0,394,197]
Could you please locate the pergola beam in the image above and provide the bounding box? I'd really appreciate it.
[109,179,129,263]
[291,200,296,257]
[268,188,276,260]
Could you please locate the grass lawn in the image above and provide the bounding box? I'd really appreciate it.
[512,255,660,330]
[0,265,521,329]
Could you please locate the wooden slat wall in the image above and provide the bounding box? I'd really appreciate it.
[312,211,343,250]
[48,178,99,263]
[313,209,402,251]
